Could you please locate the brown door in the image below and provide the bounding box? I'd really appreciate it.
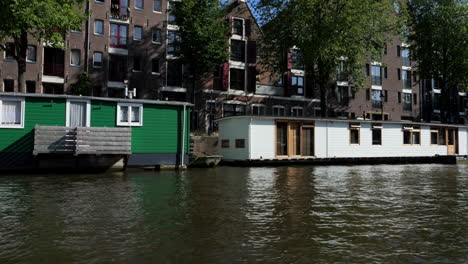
[447,128,457,155]
[301,126,314,157]
[289,122,301,157]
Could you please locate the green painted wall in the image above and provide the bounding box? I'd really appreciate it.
[0,97,189,155]
[0,98,66,153]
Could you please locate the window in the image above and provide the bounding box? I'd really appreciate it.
[70,49,81,66]
[403,126,420,145]
[154,0,162,12]
[276,122,288,156]
[372,89,382,109]
[167,31,181,56]
[397,45,401,57]
[3,80,14,92]
[117,103,143,126]
[167,61,182,87]
[398,91,402,103]
[230,40,245,62]
[135,0,144,9]
[233,18,243,36]
[291,49,304,70]
[27,46,36,62]
[5,43,15,60]
[402,48,411,66]
[349,123,360,145]
[221,139,230,148]
[413,93,417,105]
[291,107,303,117]
[66,100,91,127]
[134,26,143,41]
[252,105,266,116]
[402,70,412,89]
[430,128,439,145]
[93,52,103,68]
[0,98,24,128]
[273,106,285,116]
[133,56,142,72]
[26,81,35,93]
[292,75,304,96]
[230,69,245,90]
[397,68,401,80]
[235,139,245,148]
[372,124,382,145]
[223,103,246,117]
[94,20,104,35]
[152,29,162,44]
[403,93,412,111]
[110,23,128,48]
[366,88,370,101]
[371,65,382,86]
[433,93,441,110]
[337,86,349,106]
[438,128,446,145]
[151,59,160,73]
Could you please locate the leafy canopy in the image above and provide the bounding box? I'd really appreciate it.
[171,0,230,79]
[406,0,468,91]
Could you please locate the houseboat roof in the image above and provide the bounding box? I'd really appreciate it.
[0,92,193,107]
[217,115,468,129]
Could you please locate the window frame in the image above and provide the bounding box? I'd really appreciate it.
[94,20,104,35]
[116,103,143,127]
[235,139,245,149]
[152,29,162,44]
[65,99,91,127]
[372,124,383,145]
[70,49,81,67]
[0,97,25,129]
[153,0,162,12]
[134,0,144,10]
[27,45,37,63]
[221,139,230,148]
[251,104,266,116]
[151,58,160,74]
[291,106,304,117]
[349,123,360,145]
[273,105,285,116]
[232,18,244,37]
[93,52,103,68]
[430,128,439,145]
[402,125,421,145]
[134,26,143,41]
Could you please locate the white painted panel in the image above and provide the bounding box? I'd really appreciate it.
[314,121,328,158]
[218,118,250,160]
[459,128,468,155]
[249,119,275,159]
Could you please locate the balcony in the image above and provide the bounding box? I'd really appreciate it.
[403,79,412,89]
[337,71,348,82]
[403,57,411,67]
[110,36,128,49]
[43,63,64,77]
[110,2,129,21]
[371,76,382,86]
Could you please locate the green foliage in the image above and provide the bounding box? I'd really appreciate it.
[71,72,92,96]
[171,0,230,80]
[256,0,399,116]
[406,0,467,92]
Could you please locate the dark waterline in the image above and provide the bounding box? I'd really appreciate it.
[0,165,467,264]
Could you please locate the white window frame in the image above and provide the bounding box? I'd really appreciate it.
[66,99,91,127]
[153,0,162,13]
[135,0,144,10]
[272,105,285,116]
[134,26,143,41]
[0,97,25,129]
[26,45,37,63]
[117,103,143,127]
[93,52,103,68]
[231,17,245,40]
[152,29,162,44]
[94,20,104,36]
[70,49,81,66]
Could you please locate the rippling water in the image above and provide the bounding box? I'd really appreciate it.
[0,164,467,264]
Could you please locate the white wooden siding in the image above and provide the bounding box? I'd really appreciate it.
[249,119,275,159]
[218,118,250,160]
[459,128,468,155]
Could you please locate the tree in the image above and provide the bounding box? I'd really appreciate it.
[406,0,468,123]
[171,0,230,128]
[256,0,400,117]
[0,0,88,93]
[71,72,92,96]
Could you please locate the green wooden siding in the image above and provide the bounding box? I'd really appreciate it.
[0,98,66,153]
[0,97,189,155]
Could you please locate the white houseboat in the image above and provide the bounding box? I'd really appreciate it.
[218,116,468,164]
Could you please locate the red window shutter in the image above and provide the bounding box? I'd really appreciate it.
[222,63,229,90]
[245,19,251,37]
[285,71,292,96]
[247,41,257,64]
[247,66,256,93]
[287,52,293,70]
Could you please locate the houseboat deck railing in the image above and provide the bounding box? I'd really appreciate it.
[33,125,132,155]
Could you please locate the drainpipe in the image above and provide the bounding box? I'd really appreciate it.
[181,105,186,167]
[85,1,91,74]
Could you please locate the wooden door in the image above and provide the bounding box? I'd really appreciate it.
[447,128,457,155]
[288,122,301,157]
[301,126,314,157]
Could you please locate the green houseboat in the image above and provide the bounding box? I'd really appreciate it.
[0,93,190,172]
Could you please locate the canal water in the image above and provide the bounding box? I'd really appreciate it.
[0,164,467,264]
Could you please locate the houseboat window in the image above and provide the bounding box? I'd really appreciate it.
[302,125,314,156]
[252,105,266,116]
[372,124,382,145]
[117,103,143,126]
[235,139,245,148]
[66,100,90,127]
[430,128,439,145]
[291,107,303,117]
[349,124,360,145]
[221,139,230,148]
[403,126,420,145]
[438,128,446,145]
[276,122,288,156]
[223,103,245,117]
[0,98,24,128]
[447,129,454,145]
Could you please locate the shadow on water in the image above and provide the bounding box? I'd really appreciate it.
[0,164,467,264]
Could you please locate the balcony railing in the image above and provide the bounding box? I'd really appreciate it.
[43,63,64,77]
[403,57,411,67]
[110,5,129,21]
[371,76,382,86]
[110,36,128,49]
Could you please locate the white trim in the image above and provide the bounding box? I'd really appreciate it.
[229,61,245,69]
[402,66,412,71]
[223,100,247,105]
[337,81,349,87]
[371,85,382,90]
[402,89,412,94]
[401,42,410,48]
[108,47,128,55]
[251,103,266,107]
[167,24,179,31]
[433,88,441,94]
[291,69,305,76]
[459,92,466,96]
[116,103,143,127]
[107,81,125,88]
[66,99,91,127]
[201,89,321,103]
[371,61,382,66]
[42,76,65,84]
[0,97,25,129]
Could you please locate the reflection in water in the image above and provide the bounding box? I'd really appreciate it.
[0,165,467,264]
